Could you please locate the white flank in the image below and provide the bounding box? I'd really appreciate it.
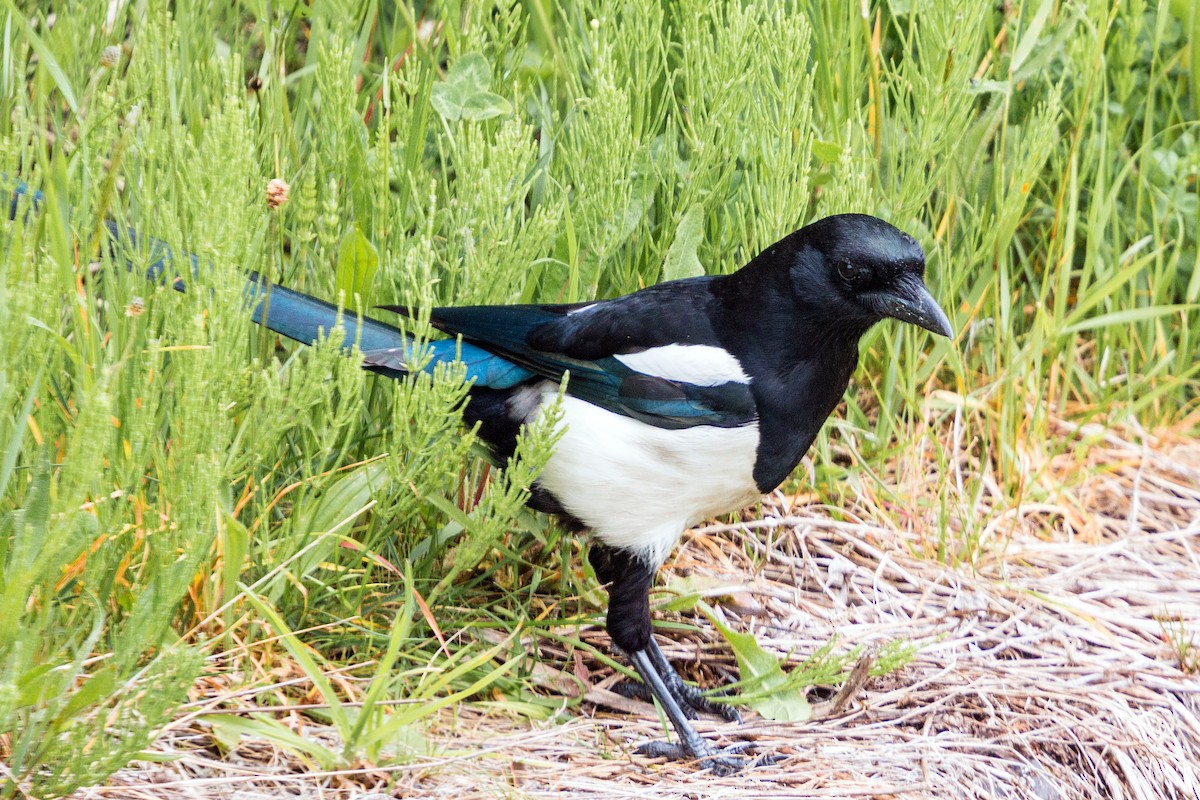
[567,303,598,316]
[614,344,750,386]
[518,384,761,568]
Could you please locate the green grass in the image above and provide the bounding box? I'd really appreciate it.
[0,0,1197,795]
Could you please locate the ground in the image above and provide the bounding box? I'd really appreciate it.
[76,422,1200,800]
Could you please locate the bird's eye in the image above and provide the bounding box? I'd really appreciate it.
[837,261,860,282]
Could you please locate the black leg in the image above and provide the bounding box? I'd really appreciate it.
[646,638,742,723]
[589,544,756,774]
[588,543,654,654]
[612,639,742,722]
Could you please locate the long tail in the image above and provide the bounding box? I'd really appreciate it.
[6,181,532,389]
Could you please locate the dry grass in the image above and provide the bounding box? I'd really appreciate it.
[75,419,1200,800]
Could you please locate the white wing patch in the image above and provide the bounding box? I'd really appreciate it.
[614,344,750,387]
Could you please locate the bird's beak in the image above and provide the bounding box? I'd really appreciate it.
[876,278,954,338]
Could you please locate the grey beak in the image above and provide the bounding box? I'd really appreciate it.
[878,280,954,338]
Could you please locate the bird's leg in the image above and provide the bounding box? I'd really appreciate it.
[647,637,743,722]
[611,638,742,722]
[589,544,754,774]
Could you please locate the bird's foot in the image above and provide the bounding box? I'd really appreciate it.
[614,678,742,722]
[636,739,749,775]
[671,680,742,723]
[635,739,779,775]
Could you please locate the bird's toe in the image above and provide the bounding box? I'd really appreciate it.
[676,683,742,723]
[699,753,745,776]
[635,739,775,774]
[614,678,702,718]
[615,676,742,722]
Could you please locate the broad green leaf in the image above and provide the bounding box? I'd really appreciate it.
[451,53,493,93]
[209,715,242,753]
[335,224,379,310]
[278,462,384,595]
[430,81,467,121]
[299,461,384,537]
[460,91,513,121]
[812,140,842,164]
[619,191,648,242]
[699,602,810,722]
[662,205,705,281]
[430,53,510,122]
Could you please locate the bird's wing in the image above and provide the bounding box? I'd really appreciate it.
[379,293,758,430]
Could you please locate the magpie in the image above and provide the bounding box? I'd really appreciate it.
[243,213,953,772]
[6,182,952,771]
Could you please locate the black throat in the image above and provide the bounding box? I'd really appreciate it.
[708,266,872,491]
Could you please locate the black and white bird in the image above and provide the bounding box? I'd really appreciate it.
[237,213,953,772]
[2,178,949,769]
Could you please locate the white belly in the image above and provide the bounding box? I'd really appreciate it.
[524,387,762,568]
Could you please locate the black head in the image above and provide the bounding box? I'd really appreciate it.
[780,214,953,339]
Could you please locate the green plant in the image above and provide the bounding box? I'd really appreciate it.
[0,0,1196,793]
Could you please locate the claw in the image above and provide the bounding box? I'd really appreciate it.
[636,739,775,775]
[636,740,744,775]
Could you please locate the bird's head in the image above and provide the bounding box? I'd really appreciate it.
[785,214,954,339]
